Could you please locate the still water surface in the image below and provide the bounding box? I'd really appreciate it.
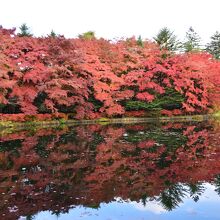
[0,120,220,220]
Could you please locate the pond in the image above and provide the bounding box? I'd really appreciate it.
[0,120,220,220]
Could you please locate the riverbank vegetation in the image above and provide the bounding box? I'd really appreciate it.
[0,25,220,122]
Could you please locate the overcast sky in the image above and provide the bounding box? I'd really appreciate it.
[1,0,220,43]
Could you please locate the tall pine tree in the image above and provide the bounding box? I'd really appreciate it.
[49,30,57,38]
[137,35,144,47]
[206,31,220,59]
[183,27,201,52]
[154,27,180,52]
[17,23,32,37]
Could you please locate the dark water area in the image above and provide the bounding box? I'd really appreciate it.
[0,120,220,220]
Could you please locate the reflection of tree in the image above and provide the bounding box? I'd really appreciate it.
[187,182,205,202]
[157,183,187,210]
[157,182,206,210]
[214,175,220,195]
[52,210,61,218]
[140,193,148,206]
[26,215,35,220]
[0,121,219,219]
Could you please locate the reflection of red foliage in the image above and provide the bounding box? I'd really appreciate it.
[0,122,220,219]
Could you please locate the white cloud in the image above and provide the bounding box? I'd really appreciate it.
[130,200,167,214]
[186,207,198,215]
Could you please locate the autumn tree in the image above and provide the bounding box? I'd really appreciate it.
[0,26,220,119]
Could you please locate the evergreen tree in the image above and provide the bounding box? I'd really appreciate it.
[183,27,201,52]
[154,27,180,52]
[206,31,220,59]
[49,30,57,38]
[18,23,32,37]
[137,35,144,47]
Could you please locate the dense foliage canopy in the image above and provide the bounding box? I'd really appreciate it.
[0,27,220,120]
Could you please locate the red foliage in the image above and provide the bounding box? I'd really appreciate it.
[161,109,182,116]
[0,27,220,119]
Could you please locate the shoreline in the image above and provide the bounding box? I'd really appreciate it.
[0,114,219,132]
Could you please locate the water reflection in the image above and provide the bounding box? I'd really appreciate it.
[0,121,220,219]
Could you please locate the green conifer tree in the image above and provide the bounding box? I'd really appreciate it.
[154,27,180,52]
[137,35,144,47]
[17,23,32,37]
[49,30,57,38]
[183,27,201,52]
[206,31,220,59]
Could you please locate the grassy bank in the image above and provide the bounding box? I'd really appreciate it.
[0,114,219,135]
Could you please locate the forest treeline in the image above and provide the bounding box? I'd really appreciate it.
[0,25,220,121]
